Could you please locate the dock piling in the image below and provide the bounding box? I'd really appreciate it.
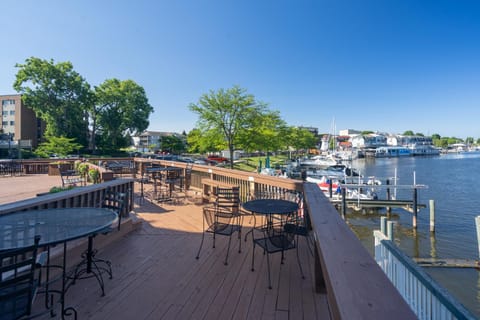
[476,216,480,259]
[412,188,418,229]
[387,221,394,240]
[386,179,391,216]
[429,200,435,232]
[380,217,387,235]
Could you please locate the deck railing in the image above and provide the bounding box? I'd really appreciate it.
[135,159,420,319]
[303,182,417,319]
[0,178,134,218]
[3,158,430,319]
[134,158,303,201]
[374,222,475,320]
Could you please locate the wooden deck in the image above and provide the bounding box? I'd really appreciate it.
[32,184,330,319]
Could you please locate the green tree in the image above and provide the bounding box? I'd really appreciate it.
[403,130,415,136]
[94,79,154,152]
[239,110,287,155]
[34,136,82,158]
[431,133,441,140]
[186,128,224,154]
[189,86,267,168]
[285,126,317,157]
[160,135,186,154]
[13,57,92,147]
[465,137,474,145]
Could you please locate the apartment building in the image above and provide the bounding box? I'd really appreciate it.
[0,94,44,148]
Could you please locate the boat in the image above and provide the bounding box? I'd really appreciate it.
[299,155,339,168]
[375,146,411,158]
[408,144,441,156]
[306,175,379,200]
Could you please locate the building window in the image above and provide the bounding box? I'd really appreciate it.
[9,110,15,115]
[1,99,15,106]
[9,121,14,126]
[2,111,7,116]
[2,121,7,126]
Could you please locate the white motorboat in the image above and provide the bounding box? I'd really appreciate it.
[299,155,338,168]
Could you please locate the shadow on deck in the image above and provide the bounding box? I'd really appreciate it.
[34,189,330,319]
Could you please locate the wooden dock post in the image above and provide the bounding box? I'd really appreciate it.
[341,187,346,219]
[329,179,333,198]
[412,188,418,229]
[380,216,387,235]
[386,179,391,216]
[476,216,480,259]
[387,221,394,240]
[429,200,435,232]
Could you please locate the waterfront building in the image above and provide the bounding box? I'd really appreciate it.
[134,130,186,153]
[0,94,44,151]
[351,133,387,148]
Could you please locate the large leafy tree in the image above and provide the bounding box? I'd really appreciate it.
[189,86,267,168]
[159,135,186,154]
[94,79,153,152]
[186,128,225,154]
[34,136,82,158]
[239,110,287,154]
[13,57,92,146]
[286,126,317,157]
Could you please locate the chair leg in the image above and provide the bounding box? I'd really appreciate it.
[266,250,272,289]
[251,241,256,272]
[196,216,206,260]
[195,231,205,260]
[238,228,242,253]
[224,234,233,266]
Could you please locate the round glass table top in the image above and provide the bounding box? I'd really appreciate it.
[242,199,298,215]
[0,207,118,250]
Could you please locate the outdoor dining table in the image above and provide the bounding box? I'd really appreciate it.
[144,166,182,201]
[0,207,118,319]
[242,198,299,230]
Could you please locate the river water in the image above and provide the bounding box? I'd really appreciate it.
[344,152,480,317]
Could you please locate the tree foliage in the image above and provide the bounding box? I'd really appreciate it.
[34,136,82,158]
[286,127,317,155]
[187,128,225,154]
[403,130,415,136]
[189,86,267,168]
[13,57,92,146]
[159,135,186,154]
[94,79,153,152]
[239,110,287,153]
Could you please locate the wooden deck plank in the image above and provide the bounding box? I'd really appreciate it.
[31,187,330,320]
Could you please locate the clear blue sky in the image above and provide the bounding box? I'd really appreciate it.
[1,0,479,138]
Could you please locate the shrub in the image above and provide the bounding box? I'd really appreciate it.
[88,168,100,184]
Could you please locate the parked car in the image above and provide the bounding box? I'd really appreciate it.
[194,158,219,166]
[207,155,229,163]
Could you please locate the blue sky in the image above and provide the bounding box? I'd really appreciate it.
[1,0,479,138]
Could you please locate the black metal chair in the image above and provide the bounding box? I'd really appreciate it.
[70,189,127,296]
[0,235,43,320]
[250,191,306,289]
[196,187,243,265]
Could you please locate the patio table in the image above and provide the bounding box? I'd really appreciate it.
[0,207,118,319]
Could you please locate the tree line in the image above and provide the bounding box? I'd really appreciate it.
[12,58,317,161]
[13,57,154,156]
